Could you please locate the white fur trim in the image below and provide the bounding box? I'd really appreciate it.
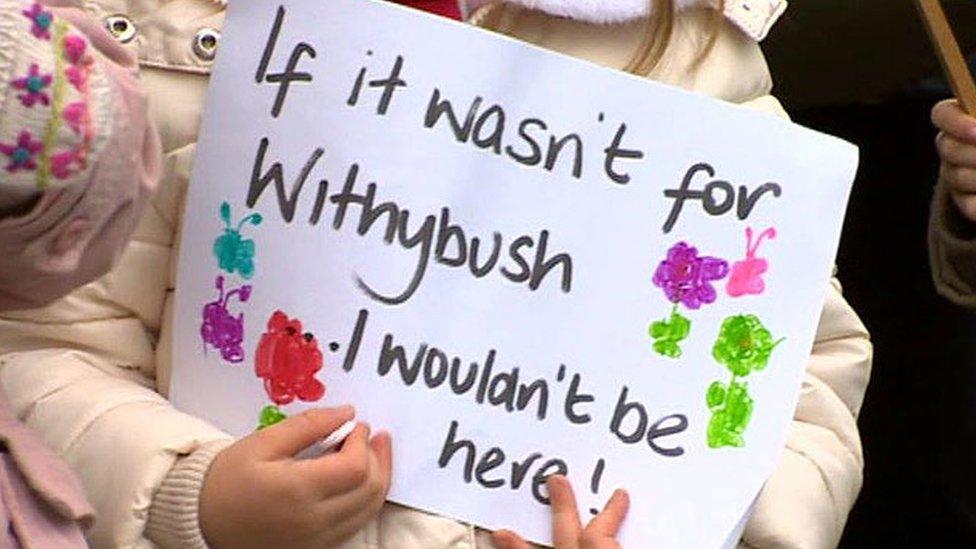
[474,0,713,24]
[469,0,788,40]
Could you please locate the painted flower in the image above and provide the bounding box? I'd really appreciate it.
[706,379,754,448]
[12,64,52,107]
[712,314,780,377]
[653,242,729,310]
[255,311,325,406]
[257,405,287,430]
[649,309,691,358]
[22,3,53,40]
[0,131,43,172]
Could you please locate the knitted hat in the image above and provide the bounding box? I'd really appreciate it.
[0,0,160,309]
[0,0,115,199]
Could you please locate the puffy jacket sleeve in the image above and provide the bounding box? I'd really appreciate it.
[0,0,160,310]
[929,177,976,307]
[741,277,872,548]
[0,295,233,547]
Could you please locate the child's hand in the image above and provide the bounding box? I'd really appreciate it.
[492,476,630,549]
[199,406,392,549]
[934,99,976,221]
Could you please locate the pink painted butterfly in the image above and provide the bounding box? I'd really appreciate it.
[726,227,776,298]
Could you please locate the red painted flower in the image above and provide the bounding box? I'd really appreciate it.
[22,3,53,40]
[0,131,43,172]
[12,64,52,107]
[255,311,325,405]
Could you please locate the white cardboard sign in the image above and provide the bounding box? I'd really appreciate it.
[172,1,859,546]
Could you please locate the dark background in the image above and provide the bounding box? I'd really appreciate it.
[763,1,976,546]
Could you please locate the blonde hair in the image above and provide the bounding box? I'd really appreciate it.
[624,0,725,75]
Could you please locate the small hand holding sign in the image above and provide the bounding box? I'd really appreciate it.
[199,406,393,549]
[492,476,631,549]
[933,99,976,221]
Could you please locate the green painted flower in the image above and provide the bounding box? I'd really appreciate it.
[706,380,754,448]
[649,309,691,358]
[257,404,287,430]
[712,314,780,377]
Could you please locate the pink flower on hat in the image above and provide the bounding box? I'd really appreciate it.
[63,102,89,134]
[12,64,52,107]
[0,131,43,172]
[65,66,86,91]
[22,3,54,40]
[64,35,87,64]
[50,149,82,179]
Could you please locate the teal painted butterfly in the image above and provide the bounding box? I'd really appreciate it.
[213,202,263,279]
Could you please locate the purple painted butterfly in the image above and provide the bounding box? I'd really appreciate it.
[201,275,252,364]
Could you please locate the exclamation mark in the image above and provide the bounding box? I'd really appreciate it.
[589,458,606,516]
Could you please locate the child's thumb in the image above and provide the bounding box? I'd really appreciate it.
[254,405,355,458]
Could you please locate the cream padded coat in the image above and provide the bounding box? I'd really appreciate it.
[0,1,873,547]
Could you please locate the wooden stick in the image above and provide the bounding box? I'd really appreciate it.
[917,0,976,114]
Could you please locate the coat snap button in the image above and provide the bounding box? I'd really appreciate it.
[105,15,136,43]
[192,28,221,61]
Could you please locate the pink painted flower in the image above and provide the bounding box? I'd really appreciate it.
[22,3,53,40]
[62,102,88,134]
[64,35,87,64]
[0,131,43,172]
[12,64,52,107]
[50,150,80,179]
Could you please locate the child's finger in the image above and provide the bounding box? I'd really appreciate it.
[951,192,976,222]
[308,423,372,494]
[252,406,355,459]
[932,99,976,142]
[314,431,392,528]
[547,475,583,547]
[370,431,394,497]
[584,489,630,539]
[491,530,531,549]
[943,164,976,194]
[937,133,976,167]
[324,492,391,545]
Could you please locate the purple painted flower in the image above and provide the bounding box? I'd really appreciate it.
[0,131,43,172]
[653,242,729,310]
[12,64,52,107]
[22,3,53,40]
